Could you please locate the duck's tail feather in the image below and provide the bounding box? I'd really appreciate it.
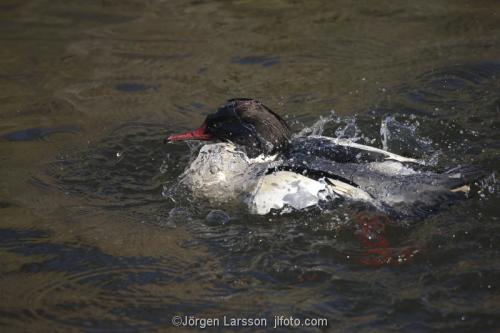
[443,164,486,192]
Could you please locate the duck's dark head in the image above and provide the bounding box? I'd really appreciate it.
[167,98,291,156]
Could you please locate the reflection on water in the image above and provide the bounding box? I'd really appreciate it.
[1,0,500,332]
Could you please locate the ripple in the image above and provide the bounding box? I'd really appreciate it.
[35,122,189,212]
[23,265,181,331]
[0,229,220,331]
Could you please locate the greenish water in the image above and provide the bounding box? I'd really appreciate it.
[0,1,499,332]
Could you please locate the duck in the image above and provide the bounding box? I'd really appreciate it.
[166,98,481,216]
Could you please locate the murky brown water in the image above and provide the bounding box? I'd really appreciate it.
[1,0,500,332]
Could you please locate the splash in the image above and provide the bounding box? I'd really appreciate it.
[478,172,498,198]
[172,143,273,205]
[380,115,436,161]
[295,110,338,137]
[295,110,362,143]
[334,116,362,141]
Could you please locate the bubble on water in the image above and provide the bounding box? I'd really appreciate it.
[205,210,231,226]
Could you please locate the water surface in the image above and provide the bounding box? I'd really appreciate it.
[1,0,499,332]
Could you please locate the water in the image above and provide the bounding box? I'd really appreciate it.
[1,0,500,332]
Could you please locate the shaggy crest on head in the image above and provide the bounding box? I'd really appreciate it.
[168,98,291,156]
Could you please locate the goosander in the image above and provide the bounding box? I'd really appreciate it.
[167,98,481,216]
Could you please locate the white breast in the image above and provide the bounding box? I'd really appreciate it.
[180,143,273,203]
